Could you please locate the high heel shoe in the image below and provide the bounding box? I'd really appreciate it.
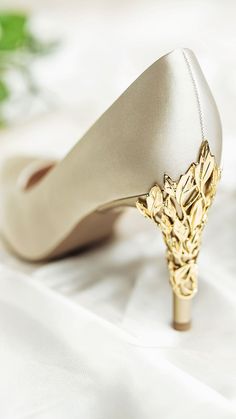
[0,48,222,330]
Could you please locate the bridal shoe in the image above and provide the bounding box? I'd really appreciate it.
[0,48,222,330]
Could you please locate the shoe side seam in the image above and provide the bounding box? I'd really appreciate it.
[182,49,205,140]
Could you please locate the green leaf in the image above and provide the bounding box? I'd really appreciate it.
[0,79,9,102]
[0,13,28,51]
[0,11,58,128]
[0,12,58,54]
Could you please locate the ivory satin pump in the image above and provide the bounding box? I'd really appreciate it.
[0,48,222,330]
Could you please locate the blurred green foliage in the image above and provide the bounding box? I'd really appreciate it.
[0,13,30,51]
[0,12,57,126]
[0,80,9,101]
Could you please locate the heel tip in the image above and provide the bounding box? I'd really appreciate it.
[173,321,191,331]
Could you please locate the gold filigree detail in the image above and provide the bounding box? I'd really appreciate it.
[136,140,221,299]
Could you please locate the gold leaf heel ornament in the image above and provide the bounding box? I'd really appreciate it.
[136,140,221,330]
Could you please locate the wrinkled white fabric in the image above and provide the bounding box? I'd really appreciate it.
[0,193,236,419]
[0,0,236,418]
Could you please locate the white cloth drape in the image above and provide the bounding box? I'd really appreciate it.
[0,189,235,419]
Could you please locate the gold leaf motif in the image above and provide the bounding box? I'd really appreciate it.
[136,139,220,299]
[173,218,189,241]
[172,265,189,285]
[189,198,204,230]
[209,166,221,198]
[171,263,197,297]
[146,185,163,216]
[160,213,172,235]
[195,141,216,192]
[136,201,150,218]
[200,140,210,158]
[176,166,196,207]
[164,196,176,220]
[164,175,176,197]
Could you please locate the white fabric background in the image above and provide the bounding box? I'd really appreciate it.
[0,1,236,418]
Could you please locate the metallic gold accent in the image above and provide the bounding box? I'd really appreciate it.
[136,140,221,299]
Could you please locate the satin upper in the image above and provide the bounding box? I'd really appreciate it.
[0,48,222,259]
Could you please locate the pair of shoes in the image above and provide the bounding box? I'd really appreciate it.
[0,48,222,330]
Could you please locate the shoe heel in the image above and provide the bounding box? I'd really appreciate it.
[136,140,221,331]
[173,294,192,331]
